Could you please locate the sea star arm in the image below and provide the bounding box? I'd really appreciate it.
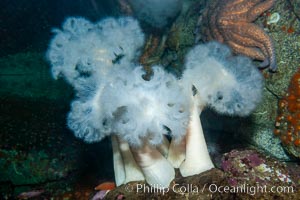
[201,0,277,71]
[208,10,224,42]
[235,23,277,71]
[205,1,225,43]
[247,0,276,22]
[227,40,266,61]
[227,30,269,59]
[221,0,260,19]
[223,0,249,8]
[228,31,272,68]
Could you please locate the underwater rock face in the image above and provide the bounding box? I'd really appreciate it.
[0,150,69,185]
[222,149,293,184]
[104,168,228,200]
[0,148,78,198]
[275,68,300,158]
[103,149,299,200]
[289,0,300,19]
[234,0,300,160]
[221,149,299,199]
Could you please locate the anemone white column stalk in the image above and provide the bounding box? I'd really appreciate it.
[157,136,170,158]
[111,135,145,186]
[113,135,174,187]
[167,136,186,168]
[179,95,214,177]
[131,141,175,188]
[111,135,126,186]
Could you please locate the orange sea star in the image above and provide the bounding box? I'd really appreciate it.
[200,0,277,71]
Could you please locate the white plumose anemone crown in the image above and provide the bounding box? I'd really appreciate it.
[182,41,263,116]
[47,16,190,146]
[102,66,190,147]
[47,17,145,92]
[66,65,190,146]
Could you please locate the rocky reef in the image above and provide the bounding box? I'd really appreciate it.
[103,149,299,200]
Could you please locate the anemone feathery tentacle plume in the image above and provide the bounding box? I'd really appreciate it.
[67,96,111,143]
[101,66,190,147]
[182,41,263,116]
[47,16,145,142]
[47,16,145,93]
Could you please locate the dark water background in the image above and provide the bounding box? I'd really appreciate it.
[0,0,120,56]
[0,0,123,197]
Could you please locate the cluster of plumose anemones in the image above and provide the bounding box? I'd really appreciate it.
[47,15,263,188]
